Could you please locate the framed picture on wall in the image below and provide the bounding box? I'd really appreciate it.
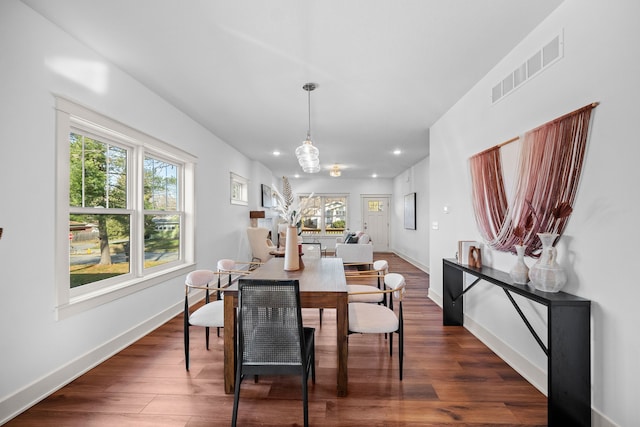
[261,184,272,208]
[404,192,416,230]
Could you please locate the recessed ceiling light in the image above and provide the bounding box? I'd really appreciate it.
[393,149,402,155]
[272,150,281,156]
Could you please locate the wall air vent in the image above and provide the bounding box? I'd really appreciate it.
[491,30,564,104]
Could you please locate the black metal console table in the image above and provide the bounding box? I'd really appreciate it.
[442,258,591,427]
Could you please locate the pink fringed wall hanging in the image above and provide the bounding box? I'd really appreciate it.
[470,102,598,256]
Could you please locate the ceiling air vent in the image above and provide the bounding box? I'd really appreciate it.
[491,30,564,104]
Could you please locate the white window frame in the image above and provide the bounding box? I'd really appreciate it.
[230,172,248,205]
[55,97,196,320]
[299,193,349,236]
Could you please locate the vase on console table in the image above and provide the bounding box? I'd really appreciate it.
[529,233,567,293]
[284,225,300,271]
[509,244,529,284]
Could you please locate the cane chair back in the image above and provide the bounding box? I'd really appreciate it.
[232,279,315,427]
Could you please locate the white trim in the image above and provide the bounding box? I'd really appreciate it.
[428,288,442,307]
[230,172,248,205]
[463,314,547,395]
[0,300,184,425]
[56,96,196,163]
[392,249,429,274]
[57,264,193,320]
[55,96,196,318]
[426,286,547,395]
[463,315,614,426]
[299,193,349,235]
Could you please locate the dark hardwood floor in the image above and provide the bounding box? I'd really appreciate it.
[7,253,546,426]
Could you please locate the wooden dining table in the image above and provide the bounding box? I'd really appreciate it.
[223,256,349,396]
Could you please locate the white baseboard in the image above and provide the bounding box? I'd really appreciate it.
[4,274,617,427]
[427,288,547,393]
[462,315,548,395]
[427,291,615,426]
[428,288,442,307]
[391,250,429,274]
[591,410,620,427]
[0,302,183,425]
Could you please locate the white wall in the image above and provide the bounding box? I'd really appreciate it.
[392,158,430,271]
[0,1,263,421]
[429,1,640,426]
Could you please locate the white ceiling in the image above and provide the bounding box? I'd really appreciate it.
[22,0,563,179]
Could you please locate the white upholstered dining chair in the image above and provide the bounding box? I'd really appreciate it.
[347,272,406,379]
[183,269,225,371]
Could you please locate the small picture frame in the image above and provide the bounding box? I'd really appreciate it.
[261,184,272,208]
[404,192,416,230]
[458,240,480,265]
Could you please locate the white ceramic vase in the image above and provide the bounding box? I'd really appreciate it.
[529,233,567,293]
[509,244,529,284]
[284,225,300,271]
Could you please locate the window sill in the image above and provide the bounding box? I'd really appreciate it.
[56,263,195,320]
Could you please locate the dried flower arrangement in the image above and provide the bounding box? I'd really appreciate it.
[513,212,534,246]
[549,202,574,229]
[514,200,573,248]
[272,176,314,227]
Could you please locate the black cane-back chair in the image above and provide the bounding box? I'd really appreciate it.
[231,279,315,427]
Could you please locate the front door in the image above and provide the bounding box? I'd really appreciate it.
[361,195,390,252]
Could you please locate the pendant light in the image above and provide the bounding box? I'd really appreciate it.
[295,83,320,173]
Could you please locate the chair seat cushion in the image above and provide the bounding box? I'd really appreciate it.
[189,300,224,327]
[347,284,384,303]
[349,303,398,334]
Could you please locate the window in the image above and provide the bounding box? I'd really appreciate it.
[368,200,383,212]
[56,97,195,319]
[230,172,248,205]
[299,195,347,235]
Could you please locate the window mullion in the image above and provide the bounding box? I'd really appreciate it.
[69,207,133,215]
[320,196,326,234]
[131,146,144,277]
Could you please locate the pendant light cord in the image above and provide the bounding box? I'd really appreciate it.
[307,86,312,140]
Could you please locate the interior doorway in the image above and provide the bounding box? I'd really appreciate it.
[361,195,390,252]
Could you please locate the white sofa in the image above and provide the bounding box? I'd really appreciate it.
[334,231,373,264]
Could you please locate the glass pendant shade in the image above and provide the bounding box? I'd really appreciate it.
[297,137,320,173]
[295,83,320,173]
[302,164,320,173]
[296,138,319,162]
